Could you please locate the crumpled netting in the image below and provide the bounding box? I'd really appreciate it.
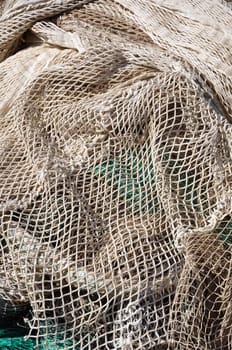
[0,0,232,349]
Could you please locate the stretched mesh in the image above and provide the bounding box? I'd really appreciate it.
[0,0,231,349]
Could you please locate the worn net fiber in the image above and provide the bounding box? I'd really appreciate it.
[0,0,232,349]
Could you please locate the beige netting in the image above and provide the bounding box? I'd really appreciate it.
[0,0,232,349]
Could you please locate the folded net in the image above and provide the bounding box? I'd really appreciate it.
[0,0,231,349]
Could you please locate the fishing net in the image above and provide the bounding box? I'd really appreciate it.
[0,0,232,349]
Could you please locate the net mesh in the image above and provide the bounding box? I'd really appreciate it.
[0,0,232,349]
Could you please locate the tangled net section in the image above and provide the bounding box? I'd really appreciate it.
[0,0,232,349]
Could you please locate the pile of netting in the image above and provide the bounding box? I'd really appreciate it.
[0,0,232,349]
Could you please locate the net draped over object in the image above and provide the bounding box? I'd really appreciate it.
[0,0,232,349]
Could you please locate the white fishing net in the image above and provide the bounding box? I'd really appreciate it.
[0,0,231,349]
